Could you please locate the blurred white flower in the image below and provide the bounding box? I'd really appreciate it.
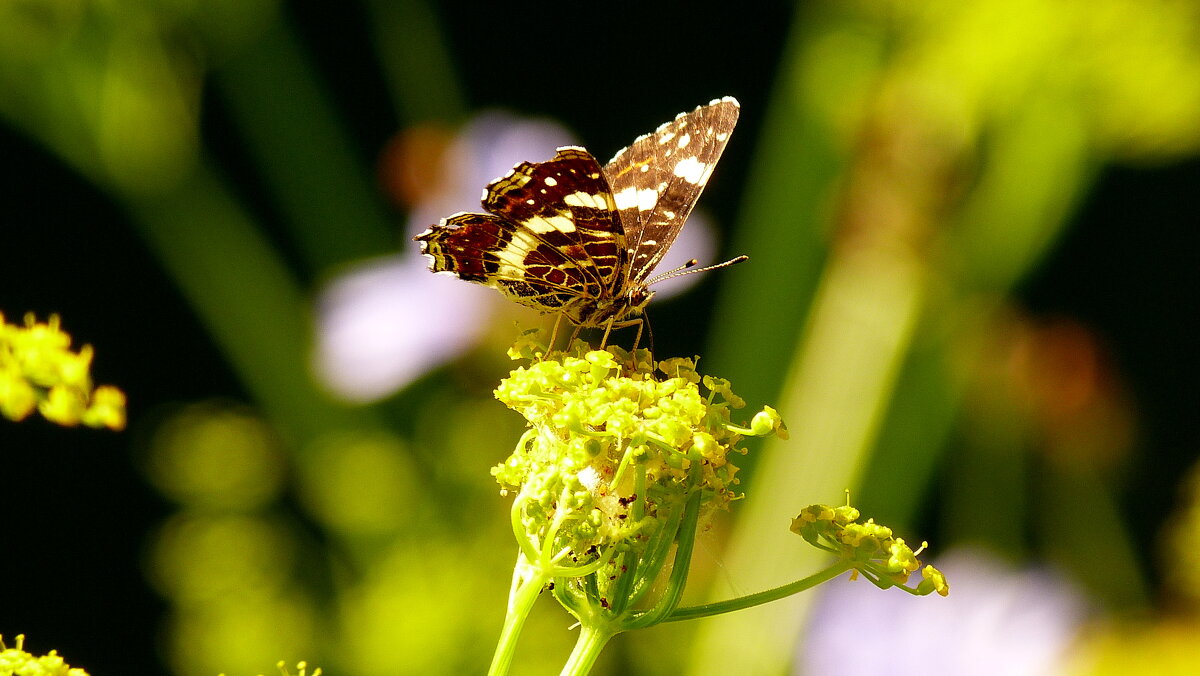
[798,548,1090,676]
[313,256,494,402]
[314,110,721,403]
[314,111,574,402]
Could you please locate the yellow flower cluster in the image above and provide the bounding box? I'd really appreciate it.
[218,660,322,676]
[0,313,126,431]
[493,340,786,564]
[792,503,948,597]
[0,634,90,676]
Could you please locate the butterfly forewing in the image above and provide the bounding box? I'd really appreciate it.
[603,97,740,283]
[483,147,627,294]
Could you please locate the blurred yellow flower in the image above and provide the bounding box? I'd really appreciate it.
[0,313,126,431]
[0,634,90,676]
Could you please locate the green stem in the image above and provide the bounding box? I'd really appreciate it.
[664,562,854,623]
[560,622,617,676]
[624,488,703,629]
[489,556,550,676]
[214,13,393,271]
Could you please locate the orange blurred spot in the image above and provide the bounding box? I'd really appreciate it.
[377,123,455,209]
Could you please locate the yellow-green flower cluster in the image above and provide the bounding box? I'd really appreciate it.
[0,634,90,676]
[493,339,786,569]
[791,503,948,597]
[0,313,126,431]
[219,660,322,676]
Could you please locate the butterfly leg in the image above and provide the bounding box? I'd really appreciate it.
[567,322,584,350]
[626,317,656,363]
[628,318,644,353]
[633,313,655,358]
[546,313,565,355]
[596,317,650,360]
[599,317,617,350]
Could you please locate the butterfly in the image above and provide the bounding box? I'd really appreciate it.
[414,97,743,347]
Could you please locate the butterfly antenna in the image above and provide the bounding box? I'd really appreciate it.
[645,255,749,287]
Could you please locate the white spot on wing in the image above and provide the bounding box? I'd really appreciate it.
[676,134,690,148]
[672,157,712,185]
[613,186,659,212]
[563,191,606,209]
[496,232,539,277]
[525,214,577,234]
[545,176,558,187]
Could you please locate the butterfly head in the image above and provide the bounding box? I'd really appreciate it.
[624,284,654,318]
[574,283,653,327]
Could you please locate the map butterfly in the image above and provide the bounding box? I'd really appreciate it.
[414,97,743,345]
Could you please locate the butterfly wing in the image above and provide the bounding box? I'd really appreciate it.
[603,97,740,284]
[415,147,630,323]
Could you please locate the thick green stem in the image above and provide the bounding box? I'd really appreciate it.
[664,561,854,623]
[489,557,550,676]
[624,488,703,629]
[560,622,617,676]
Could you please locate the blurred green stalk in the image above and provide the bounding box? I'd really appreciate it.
[689,2,1156,672]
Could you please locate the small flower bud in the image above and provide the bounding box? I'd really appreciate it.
[919,565,949,596]
[750,406,787,437]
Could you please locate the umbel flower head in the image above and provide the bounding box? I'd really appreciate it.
[0,312,126,431]
[0,634,90,676]
[791,503,948,597]
[492,337,786,619]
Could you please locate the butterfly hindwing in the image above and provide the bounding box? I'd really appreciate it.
[416,211,600,314]
[415,148,629,321]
